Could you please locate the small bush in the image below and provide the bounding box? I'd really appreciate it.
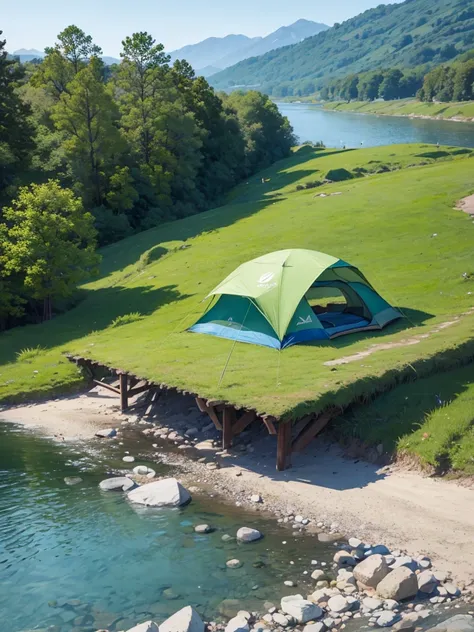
[296,184,305,191]
[325,168,354,182]
[138,246,168,270]
[305,180,323,189]
[109,313,142,328]
[16,346,45,362]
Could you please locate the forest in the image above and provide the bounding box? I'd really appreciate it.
[0,27,295,330]
[320,51,474,102]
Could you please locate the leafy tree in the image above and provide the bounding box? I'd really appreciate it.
[0,33,35,199]
[452,60,474,101]
[52,57,123,206]
[1,180,100,321]
[379,69,404,100]
[32,25,102,98]
[358,71,384,100]
[225,91,295,173]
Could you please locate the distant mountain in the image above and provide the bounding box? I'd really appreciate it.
[211,0,474,95]
[169,19,329,76]
[13,48,45,62]
[12,48,120,66]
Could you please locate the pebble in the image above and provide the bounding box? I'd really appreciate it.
[122,455,135,462]
[284,580,296,587]
[377,611,399,627]
[195,524,213,534]
[251,494,262,503]
[273,613,290,627]
[226,559,243,569]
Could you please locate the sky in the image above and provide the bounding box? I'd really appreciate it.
[2,0,403,56]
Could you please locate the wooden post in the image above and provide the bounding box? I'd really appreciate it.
[276,421,292,471]
[119,373,128,411]
[223,406,236,450]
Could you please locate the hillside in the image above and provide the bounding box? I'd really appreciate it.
[324,98,474,121]
[169,20,328,77]
[211,0,474,94]
[1,143,474,472]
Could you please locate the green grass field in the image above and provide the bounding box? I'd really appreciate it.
[1,143,474,472]
[324,99,474,121]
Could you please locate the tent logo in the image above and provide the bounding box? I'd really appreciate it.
[259,272,275,284]
[297,315,312,326]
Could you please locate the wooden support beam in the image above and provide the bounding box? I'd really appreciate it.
[128,383,152,398]
[292,411,334,453]
[223,406,236,450]
[262,418,277,435]
[232,410,257,436]
[277,421,292,471]
[119,373,128,411]
[195,397,222,430]
[292,414,313,438]
[92,379,121,395]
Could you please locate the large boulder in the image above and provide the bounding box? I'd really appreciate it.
[99,477,137,492]
[353,554,389,588]
[426,616,474,632]
[376,566,418,601]
[281,595,323,623]
[224,615,249,632]
[126,622,159,632]
[158,606,204,632]
[128,478,191,507]
[236,527,262,542]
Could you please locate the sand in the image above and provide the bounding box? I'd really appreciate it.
[1,389,473,585]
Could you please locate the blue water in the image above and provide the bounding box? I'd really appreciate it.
[277,103,474,149]
[0,423,328,632]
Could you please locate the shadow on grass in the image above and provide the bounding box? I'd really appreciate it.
[333,363,474,457]
[2,284,191,364]
[98,148,358,280]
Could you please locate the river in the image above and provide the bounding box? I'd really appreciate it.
[277,103,474,149]
[0,422,332,632]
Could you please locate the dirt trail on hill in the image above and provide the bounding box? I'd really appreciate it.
[2,390,473,585]
[457,194,474,216]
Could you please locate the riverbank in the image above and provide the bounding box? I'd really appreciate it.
[3,388,474,588]
[323,99,474,123]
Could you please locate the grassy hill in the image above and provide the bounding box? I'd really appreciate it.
[324,99,474,121]
[1,143,474,473]
[211,0,474,94]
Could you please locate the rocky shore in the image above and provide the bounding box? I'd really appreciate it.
[3,386,474,632]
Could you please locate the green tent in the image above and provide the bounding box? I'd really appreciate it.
[189,249,401,349]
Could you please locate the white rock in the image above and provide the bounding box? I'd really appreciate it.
[226,559,242,569]
[295,515,304,523]
[417,571,438,594]
[284,580,296,587]
[311,570,326,581]
[250,494,262,503]
[195,524,212,534]
[158,606,204,632]
[123,455,135,462]
[444,583,461,597]
[128,478,191,507]
[354,555,389,588]
[99,477,137,492]
[236,527,262,542]
[303,623,326,632]
[133,465,156,478]
[273,613,290,627]
[384,600,398,611]
[377,612,400,627]
[262,614,273,624]
[376,567,418,601]
[327,595,350,613]
[126,622,158,632]
[95,428,117,438]
[349,538,362,549]
[363,598,383,612]
[225,616,249,632]
[281,595,323,623]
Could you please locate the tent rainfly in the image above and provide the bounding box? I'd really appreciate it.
[189,249,401,349]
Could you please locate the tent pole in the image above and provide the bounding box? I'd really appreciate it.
[276,421,292,471]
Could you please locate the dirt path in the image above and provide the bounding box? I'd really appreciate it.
[2,391,473,585]
[457,194,474,216]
